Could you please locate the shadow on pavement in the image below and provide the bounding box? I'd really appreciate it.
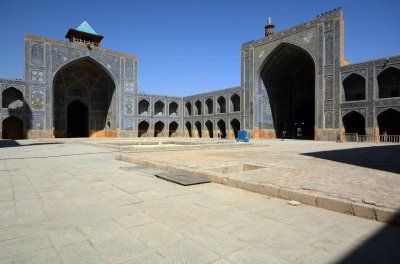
[302,145,400,174]
[337,223,400,263]
[0,139,62,149]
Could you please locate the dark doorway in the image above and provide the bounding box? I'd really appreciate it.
[195,100,202,115]
[342,111,366,135]
[169,102,178,116]
[185,122,192,137]
[343,74,366,101]
[138,121,149,137]
[206,98,213,114]
[230,119,240,139]
[154,121,165,137]
[378,109,400,135]
[217,96,226,113]
[217,119,226,138]
[205,120,213,138]
[261,44,315,139]
[67,101,88,137]
[2,116,23,139]
[138,99,150,115]
[169,121,178,137]
[154,101,165,116]
[195,121,202,138]
[378,67,400,98]
[230,94,240,112]
[185,102,192,116]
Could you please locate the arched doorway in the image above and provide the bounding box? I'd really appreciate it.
[138,121,149,137]
[217,119,226,138]
[342,111,365,135]
[2,87,23,109]
[261,43,315,139]
[154,121,165,137]
[206,98,213,114]
[2,116,23,139]
[185,102,192,116]
[53,57,115,138]
[205,120,213,138]
[169,121,178,137]
[230,119,240,139]
[217,96,226,113]
[138,99,150,115]
[195,121,202,138]
[343,74,366,101]
[67,101,88,137]
[230,94,240,112]
[378,67,400,98]
[169,102,178,116]
[185,122,192,137]
[154,101,165,116]
[195,100,202,115]
[378,109,400,135]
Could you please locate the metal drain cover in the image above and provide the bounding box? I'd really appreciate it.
[155,172,210,186]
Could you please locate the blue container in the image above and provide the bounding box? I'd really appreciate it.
[237,130,249,142]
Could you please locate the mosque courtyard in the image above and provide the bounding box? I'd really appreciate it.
[0,138,399,263]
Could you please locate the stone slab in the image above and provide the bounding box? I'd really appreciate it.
[120,166,160,176]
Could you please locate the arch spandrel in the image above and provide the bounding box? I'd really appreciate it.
[254,27,319,75]
[52,55,119,86]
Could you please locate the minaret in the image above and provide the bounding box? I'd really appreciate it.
[265,17,275,37]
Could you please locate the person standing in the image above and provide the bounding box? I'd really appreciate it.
[282,130,286,141]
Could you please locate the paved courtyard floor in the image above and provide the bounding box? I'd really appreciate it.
[0,139,399,263]
[119,139,400,210]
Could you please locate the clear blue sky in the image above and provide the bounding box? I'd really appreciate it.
[0,0,399,96]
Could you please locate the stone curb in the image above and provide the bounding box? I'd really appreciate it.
[115,154,400,226]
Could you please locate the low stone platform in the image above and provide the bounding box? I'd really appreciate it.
[116,139,400,225]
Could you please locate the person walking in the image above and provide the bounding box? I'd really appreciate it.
[282,130,286,141]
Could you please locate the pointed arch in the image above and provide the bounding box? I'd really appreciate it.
[230,118,240,139]
[185,101,192,116]
[377,108,400,135]
[169,121,179,137]
[217,96,226,114]
[195,121,202,138]
[154,121,165,137]
[342,111,365,135]
[378,67,400,98]
[195,100,202,115]
[230,94,240,112]
[217,119,226,138]
[205,98,213,114]
[169,102,178,116]
[260,42,315,139]
[138,120,149,137]
[205,120,213,138]
[343,73,366,101]
[2,116,23,139]
[2,87,23,109]
[53,57,116,138]
[138,99,150,115]
[154,101,165,116]
[185,121,192,137]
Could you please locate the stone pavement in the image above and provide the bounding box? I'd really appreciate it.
[117,140,400,216]
[0,139,399,263]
